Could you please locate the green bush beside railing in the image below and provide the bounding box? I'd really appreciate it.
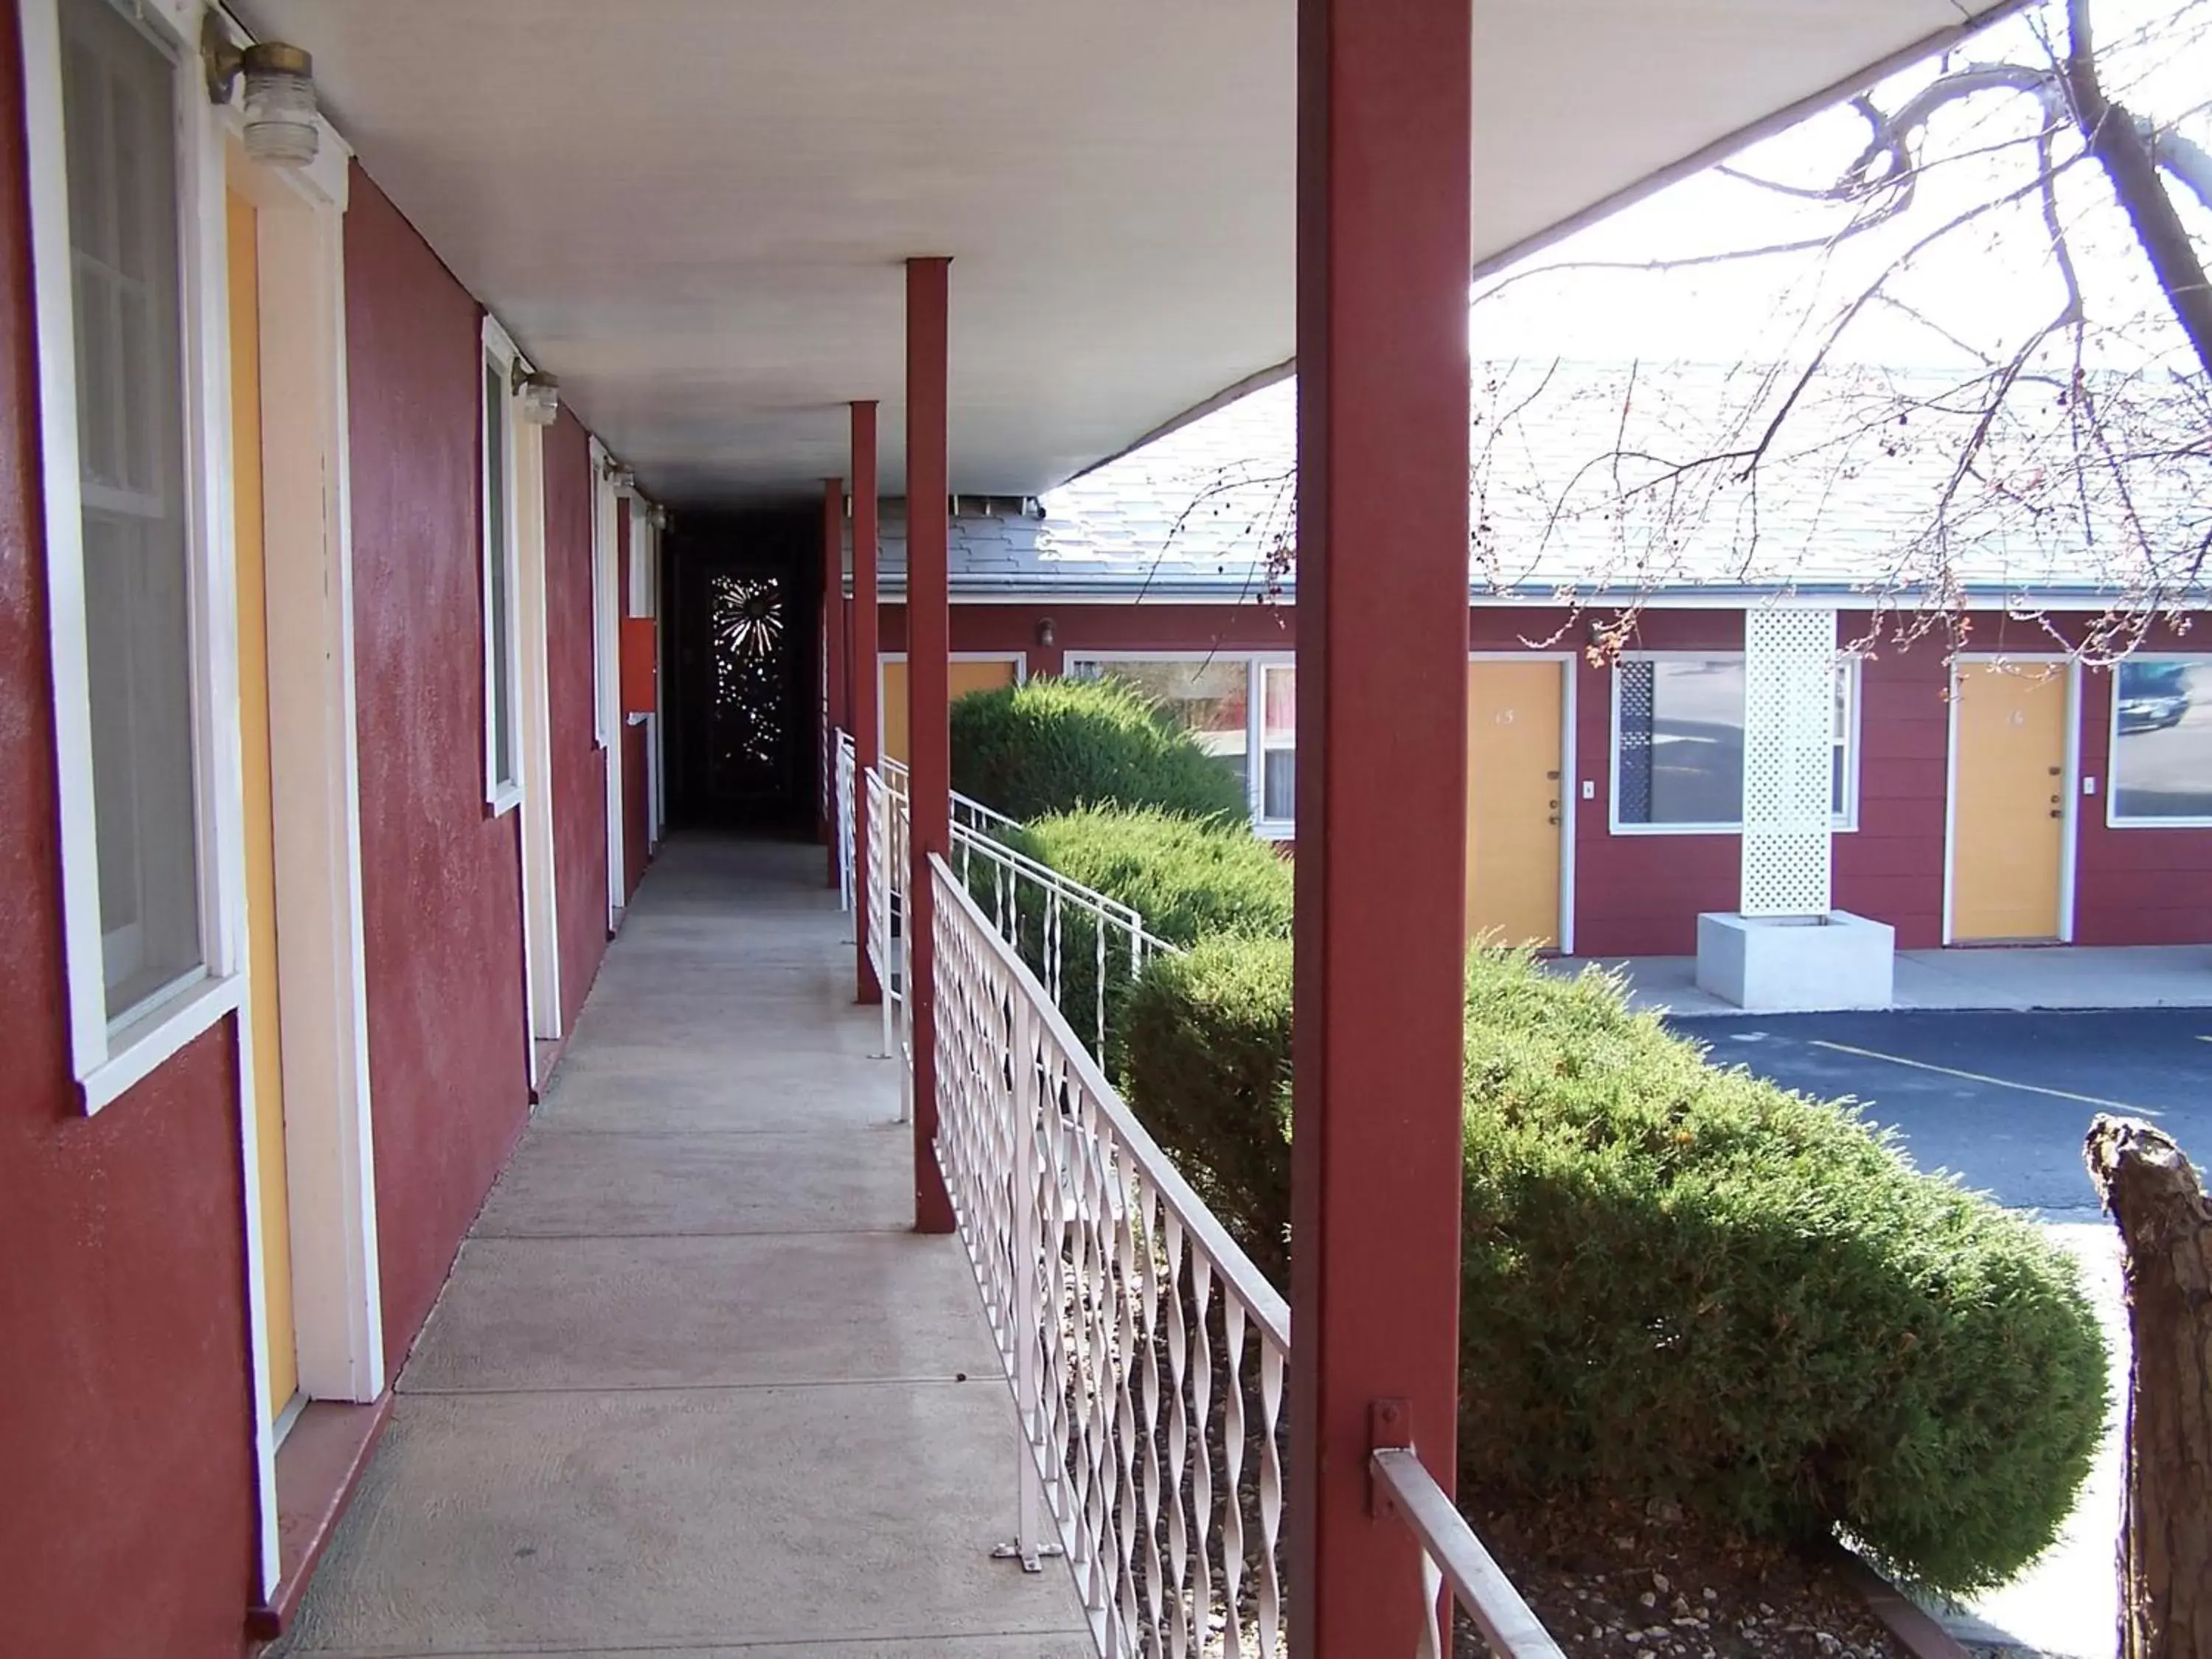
[1119,936,2107,1597]
[949,675,1251,824]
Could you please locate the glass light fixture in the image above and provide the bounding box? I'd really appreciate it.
[204,21,319,169]
[605,462,636,494]
[513,366,561,425]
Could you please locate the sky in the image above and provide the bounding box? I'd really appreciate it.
[1469,0,2212,374]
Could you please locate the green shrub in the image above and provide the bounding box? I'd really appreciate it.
[1121,936,1295,1281]
[994,807,1293,1057]
[949,675,1251,824]
[1118,944,2110,1596]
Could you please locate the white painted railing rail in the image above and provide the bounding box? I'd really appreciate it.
[933,854,1288,1657]
[950,819,1178,1065]
[1371,1447,1569,1659]
[835,730,857,913]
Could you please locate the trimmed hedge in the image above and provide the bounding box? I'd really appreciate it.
[1119,939,2110,1596]
[988,806,1293,1060]
[949,675,1251,824]
[1120,936,1294,1281]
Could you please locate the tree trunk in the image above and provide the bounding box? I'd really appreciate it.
[2085,1116,2212,1659]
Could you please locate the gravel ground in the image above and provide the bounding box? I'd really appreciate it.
[1455,1494,1905,1659]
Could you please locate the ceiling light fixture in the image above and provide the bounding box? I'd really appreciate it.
[512,365,561,425]
[204,18,320,168]
[604,462,636,493]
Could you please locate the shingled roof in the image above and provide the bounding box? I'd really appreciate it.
[863,361,2208,605]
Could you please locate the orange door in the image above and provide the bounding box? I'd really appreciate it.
[1950,663,2068,942]
[1466,660,1565,949]
[880,656,1020,763]
[229,187,298,1417]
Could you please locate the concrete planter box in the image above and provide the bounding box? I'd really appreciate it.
[1694,910,1895,1013]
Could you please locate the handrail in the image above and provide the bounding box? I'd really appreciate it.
[1370,1448,1567,1659]
[936,852,1289,1348]
[932,852,1290,1655]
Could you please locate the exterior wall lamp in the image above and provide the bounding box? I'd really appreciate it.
[512,365,561,425]
[1035,616,1056,648]
[203,18,320,168]
[604,461,636,494]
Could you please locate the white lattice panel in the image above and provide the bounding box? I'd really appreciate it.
[1741,609,1837,917]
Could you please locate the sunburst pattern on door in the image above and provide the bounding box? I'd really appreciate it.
[709,573,787,785]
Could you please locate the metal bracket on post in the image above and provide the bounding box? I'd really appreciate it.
[1368,1397,1412,1518]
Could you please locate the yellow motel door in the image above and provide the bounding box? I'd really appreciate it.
[1466,660,1564,950]
[880,656,1020,763]
[1950,663,2067,942]
[229,187,298,1417]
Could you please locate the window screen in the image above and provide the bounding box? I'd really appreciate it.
[66,0,201,1021]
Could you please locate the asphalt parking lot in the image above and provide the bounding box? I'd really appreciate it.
[1669,1006,2212,1215]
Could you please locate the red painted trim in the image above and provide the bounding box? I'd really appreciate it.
[246,1393,397,1640]
[904,258,956,1235]
[1287,1,1471,1649]
[852,401,883,1006]
[821,476,845,883]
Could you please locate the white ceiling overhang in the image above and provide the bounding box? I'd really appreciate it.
[237,0,2017,504]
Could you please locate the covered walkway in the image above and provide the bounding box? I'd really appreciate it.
[276,838,1089,1657]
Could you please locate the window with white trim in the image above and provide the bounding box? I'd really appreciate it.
[1068,653,1295,835]
[63,0,202,1022]
[1612,654,1858,832]
[481,345,521,807]
[2109,657,2212,826]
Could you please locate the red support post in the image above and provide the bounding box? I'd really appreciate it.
[905,257,957,1235]
[822,475,846,886]
[852,402,883,1006]
[1287,0,1472,1651]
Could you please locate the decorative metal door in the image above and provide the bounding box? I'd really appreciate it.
[700,568,796,807]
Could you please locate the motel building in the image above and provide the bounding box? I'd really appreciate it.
[0,0,2152,1655]
[867,375,2212,1001]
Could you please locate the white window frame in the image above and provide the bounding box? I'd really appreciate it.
[24,0,246,1110]
[1608,651,1860,836]
[2104,655,2212,830]
[1065,650,1297,840]
[480,319,525,815]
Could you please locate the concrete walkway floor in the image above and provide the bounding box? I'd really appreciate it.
[276,836,1091,1658]
[1551,942,2212,1018]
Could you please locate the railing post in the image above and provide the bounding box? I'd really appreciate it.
[1003,984,1050,1571]
[852,400,884,1005]
[905,254,956,1234]
[821,476,845,888]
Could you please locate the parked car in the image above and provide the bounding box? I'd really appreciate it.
[2118,662,2192,734]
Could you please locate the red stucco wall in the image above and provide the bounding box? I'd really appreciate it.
[1565,608,1743,956]
[2076,639,2212,945]
[0,14,259,1650]
[1832,616,1950,950]
[346,167,532,1352]
[544,409,608,1019]
[879,598,2212,953]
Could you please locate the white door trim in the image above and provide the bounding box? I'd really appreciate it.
[591,439,623,930]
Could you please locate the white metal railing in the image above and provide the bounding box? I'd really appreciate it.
[932,854,1288,1655]
[1371,1448,1568,1659]
[854,771,1562,1657]
[846,732,1175,1071]
[863,761,914,1119]
[950,820,1178,1065]
[835,730,857,913]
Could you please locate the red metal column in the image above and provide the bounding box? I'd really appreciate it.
[1287,0,1472,1651]
[822,476,846,885]
[905,256,956,1234]
[852,401,883,1005]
